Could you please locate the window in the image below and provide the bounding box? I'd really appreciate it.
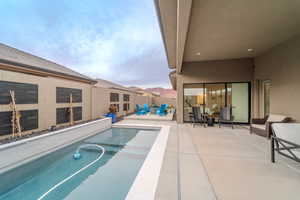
[0,109,38,135]
[0,81,38,104]
[111,104,119,112]
[110,93,119,102]
[56,87,82,103]
[183,84,204,122]
[56,107,82,124]
[184,82,250,123]
[123,103,130,111]
[123,94,130,102]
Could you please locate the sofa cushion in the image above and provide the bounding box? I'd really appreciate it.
[272,123,300,156]
[252,124,266,130]
[267,114,288,123]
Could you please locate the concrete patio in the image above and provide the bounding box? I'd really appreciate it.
[117,119,300,200]
[124,112,174,121]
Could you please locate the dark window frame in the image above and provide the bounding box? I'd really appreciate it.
[0,81,38,105]
[183,81,251,124]
[110,93,119,102]
[123,103,130,111]
[56,106,82,124]
[0,109,38,136]
[56,87,82,103]
[111,103,119,112]
[123,94,130,102]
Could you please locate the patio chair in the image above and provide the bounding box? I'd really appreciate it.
[271,123,300,163]
[189,107,206,127]
[218,107,234,129]
[135,104,146,115]
[143,104,150,113]
[250,114,291,138]
[156,104,167,116]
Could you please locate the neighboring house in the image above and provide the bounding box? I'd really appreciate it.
[155,0,300,124]
[0,43,153,139]
[129,87,177,107]
[0,42,174,139]
[94,79,151,117]
[0,43,96,138]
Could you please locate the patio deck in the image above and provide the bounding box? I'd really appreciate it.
[1,118,299,199]
[117,119,300,200]
[124,112,174,121]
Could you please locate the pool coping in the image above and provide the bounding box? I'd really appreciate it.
[0,118,110,151]
[0,118,111,174]
[114,124,170,200]
[0,121,170,200]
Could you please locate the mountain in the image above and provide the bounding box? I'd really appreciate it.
[144,88,177,99]
[128,86,177,99]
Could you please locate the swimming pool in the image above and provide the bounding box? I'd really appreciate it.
[0,127,160,200]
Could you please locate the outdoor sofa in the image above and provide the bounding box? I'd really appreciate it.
[250,114,291,138]
[271,123,300,163]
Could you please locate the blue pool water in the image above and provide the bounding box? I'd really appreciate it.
[0,127,159,200]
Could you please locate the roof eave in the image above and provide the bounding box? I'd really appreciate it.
[0,59,96,84]
[169,71,177,90]
[153,0,176,69]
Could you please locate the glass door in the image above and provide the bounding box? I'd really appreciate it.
[227,83,250,123]
[183,82,250,123]
[204,83,226,117]
[183,84,204,122]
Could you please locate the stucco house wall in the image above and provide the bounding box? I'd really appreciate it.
[176,58,254,123]
[134,95,152,107]
[254,35,300,121]
[152,96,176,107]
[0,69,93,135]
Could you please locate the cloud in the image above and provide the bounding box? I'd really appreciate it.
[0,0,171,88]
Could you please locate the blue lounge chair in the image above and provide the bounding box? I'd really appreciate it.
[136,104,146,115]
[143,104,150,113]
[156,104,167,116]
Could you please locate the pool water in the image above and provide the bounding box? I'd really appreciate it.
[0,127,159,200]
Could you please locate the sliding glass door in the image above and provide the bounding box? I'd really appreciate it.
[227,83,250,123]
[204,83,226,116]
[183,84,204,122]
[184,82,250,123]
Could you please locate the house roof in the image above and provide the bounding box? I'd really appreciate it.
[155,0,300,72]
[95,78,140,94]
[0,43,96,83]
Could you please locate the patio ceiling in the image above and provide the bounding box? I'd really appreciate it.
[155,0,300,72]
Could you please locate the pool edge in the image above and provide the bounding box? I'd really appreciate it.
[114,124,170,200]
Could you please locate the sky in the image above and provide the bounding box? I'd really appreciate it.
[0,0,171,88]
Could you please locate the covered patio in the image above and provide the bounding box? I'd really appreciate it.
[117,119,300,200]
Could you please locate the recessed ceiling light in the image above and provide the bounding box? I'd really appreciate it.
[247,48,253,52]
[196,52,201,55]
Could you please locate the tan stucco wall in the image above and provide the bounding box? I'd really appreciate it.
[134,95,152,107]
[0,68,179,137]
[0,70,154,137]
[254,35,300,121]
[93,88,137,117]
[152,97,176,107]
[176,58,254,123]
[91,87,110,119]
[0,69,93,132]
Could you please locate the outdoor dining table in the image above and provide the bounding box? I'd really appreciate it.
[150,106,159,114]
